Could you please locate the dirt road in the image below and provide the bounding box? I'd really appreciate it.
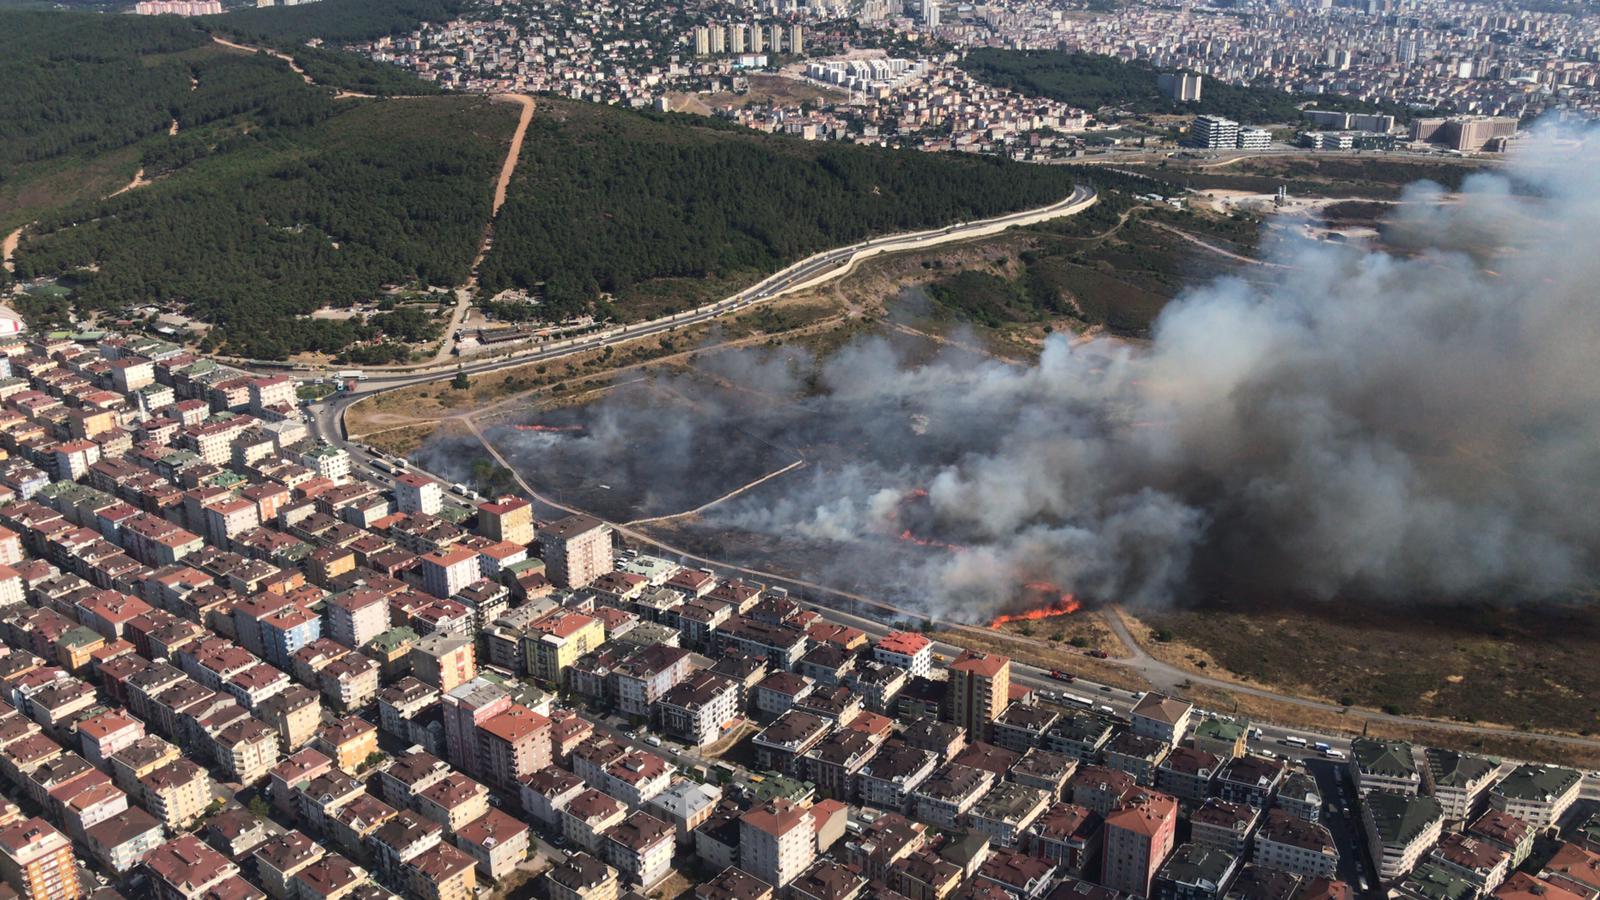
[108,169,149,197]
[1,227,21,274]
[211,35,313,85]
[489,94,533,219]
[211,35,374,98]
[1146,220,1288,268]
[429,93,536,366]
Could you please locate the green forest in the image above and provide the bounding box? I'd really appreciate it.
[0,14,208,171]
[478,101,1083,321]
[3,10,515,360]
[200,0,461,96]
[203,0,464,45]
[959,49,1410,124]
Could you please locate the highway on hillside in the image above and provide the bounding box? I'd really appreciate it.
[303,184,1098,447]
[265,183,1098,386]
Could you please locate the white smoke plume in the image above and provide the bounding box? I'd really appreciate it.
[460,128,1600,622]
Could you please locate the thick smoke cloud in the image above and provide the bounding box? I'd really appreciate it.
[469,129,1600,622]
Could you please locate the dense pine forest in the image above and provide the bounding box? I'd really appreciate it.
[0,15,209,171]
[3,10,515,359]
[201,0,459,96]
[478,101,1083,320]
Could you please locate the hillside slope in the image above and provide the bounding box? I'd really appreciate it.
[478,100,1083,320]
[3,10,516,359]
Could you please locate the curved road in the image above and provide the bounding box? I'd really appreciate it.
[254,184,1099,380]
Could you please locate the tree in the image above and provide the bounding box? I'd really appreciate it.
[452,367,470,390]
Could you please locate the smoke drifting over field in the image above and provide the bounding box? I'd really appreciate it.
[479,131,1600,621]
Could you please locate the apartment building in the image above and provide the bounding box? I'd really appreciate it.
[1253,810,1338,879]
[545,852,619,900]
[477,704,552,792]
[411,635,476,693]
[1423,749,1499,827]
[476,496,533,546]
[526,611,604,685]
[655,669,739,748]
[611,644,691,717]
[1101,790,1179,897]
[968,782,1052,849]
[540,515,613,589]
[0,818,79,900]
[873,631,932,678]
[858,741,938,814]
[1351,739,1421,796]
[1130,694,1193,747]
[739,800,815,889]
[602,811,675,887]
[1489,765,1582,828]
[913,763,996,830]
[1363,790,1444,882]
[393,474,443,516]
[324,588,391,650]
[419,548,480,601]
[948,651,1010,741]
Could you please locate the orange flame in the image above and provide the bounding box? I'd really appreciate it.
[988,584,1082,628]
[897,528,966,551]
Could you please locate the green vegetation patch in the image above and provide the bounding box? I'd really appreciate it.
[203,0,464,45]
[916,168,1267,336]
[14,84,514,359]
[0,13,206,171]
[1136,156,1489,200]
[479,100,1082,322]
[1144,601,1600,734]
[960,49,1409,125]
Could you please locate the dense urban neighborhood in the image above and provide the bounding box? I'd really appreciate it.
[344,0,1600,158]
[0,329,1591,900]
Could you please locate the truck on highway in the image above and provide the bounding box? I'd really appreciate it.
[336,370,366,382]
[1049,670,1076,683]
[1314,741,1332,753]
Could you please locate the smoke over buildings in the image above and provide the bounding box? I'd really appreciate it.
[449,130,1600,622]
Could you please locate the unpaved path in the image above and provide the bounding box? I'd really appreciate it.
[429,93,535,365]
[488,94,533,219]
[211,35,374,98]
[1146,220,1287,268]
[1,227,21,274]
[108,169,149,197]
[211,35,313,85]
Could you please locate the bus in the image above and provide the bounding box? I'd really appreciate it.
[1283,735,1309,749]
[1062,694,1093,708]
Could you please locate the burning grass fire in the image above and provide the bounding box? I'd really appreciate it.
[987,583,1083,628]
[512,424,585,433]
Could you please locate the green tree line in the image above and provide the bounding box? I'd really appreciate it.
[478,102,1083,320]
[960,49,1413,125]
